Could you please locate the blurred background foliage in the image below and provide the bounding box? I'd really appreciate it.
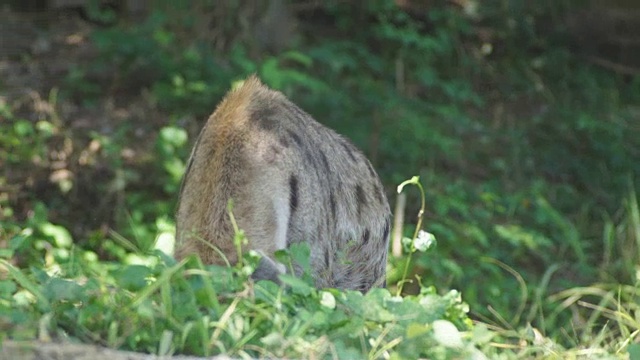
[1,0,639,347]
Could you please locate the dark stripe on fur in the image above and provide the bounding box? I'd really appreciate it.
[289,174,299,215]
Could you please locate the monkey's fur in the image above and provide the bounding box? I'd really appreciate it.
[176,76,390,292]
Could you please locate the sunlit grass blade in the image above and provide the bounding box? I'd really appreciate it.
[129,258,189,308]
[0,259,50,311]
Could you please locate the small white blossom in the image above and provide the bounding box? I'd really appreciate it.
[414,230,436,252]
[432,320,463,348]
[320,291,336,309]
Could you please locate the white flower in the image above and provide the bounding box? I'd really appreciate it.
[432,320,463,348]
[320,291,336,309]
[414,230,436,252]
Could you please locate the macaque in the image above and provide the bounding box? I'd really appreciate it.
[176,76,390,292]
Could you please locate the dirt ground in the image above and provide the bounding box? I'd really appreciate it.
[0,6,170,244]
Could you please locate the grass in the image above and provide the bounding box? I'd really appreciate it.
[0,177,484,358]
[0,178,637,359]
[0,248,480,358]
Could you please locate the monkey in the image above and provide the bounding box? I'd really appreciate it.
[175,75,390,292]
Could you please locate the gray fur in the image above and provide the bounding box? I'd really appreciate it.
[176,76,390,292]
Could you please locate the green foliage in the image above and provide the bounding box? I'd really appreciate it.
[3,202,71,268]
[156,126,188,194]
[2,0,640,357]
[0,244,488,359]
[84,124,187,255]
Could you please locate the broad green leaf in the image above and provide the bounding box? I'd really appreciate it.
[43,278,84,302]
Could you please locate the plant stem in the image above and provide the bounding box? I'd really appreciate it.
[396,177,426,296]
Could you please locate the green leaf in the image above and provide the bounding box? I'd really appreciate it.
[0,260,50,311]
[13,120,34,136]
[494,224,552,251]
[39,223,73,248]
[281,51,313,67]
[406,323,429,339]
[159,126,188,148]
[129,258,189,308]
[35,121,55,137]
[43,278,84,302]
[628,343,640,360]
[0,279,17,296]
[279,274,313,296]
[288,242,312,275]
[114,265,153,291]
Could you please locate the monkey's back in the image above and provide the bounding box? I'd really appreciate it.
[176,76,390,292]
